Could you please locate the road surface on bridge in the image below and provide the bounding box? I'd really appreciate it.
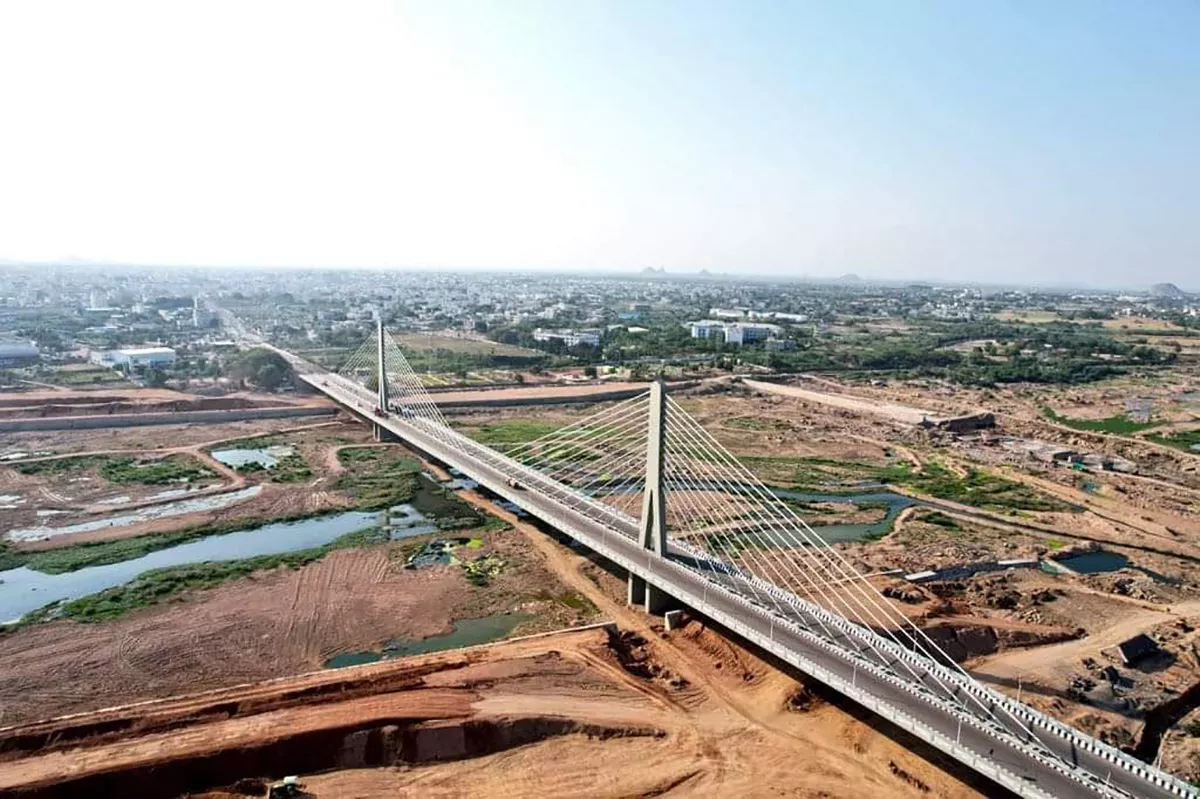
[285,360,1191,799]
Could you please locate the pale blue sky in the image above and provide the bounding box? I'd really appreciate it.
[1,1,1197,286]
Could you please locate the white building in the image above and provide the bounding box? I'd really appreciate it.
[688,320,780,345]
[533,328,602,348]
[689,320,727,340]
[724,323,780,345]
[92,346,177,369]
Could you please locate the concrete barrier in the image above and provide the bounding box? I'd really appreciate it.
[0,406,337,432]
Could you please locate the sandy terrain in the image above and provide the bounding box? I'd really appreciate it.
[0,522,596,726]
[0,623,982,799]
[430,381,649,405]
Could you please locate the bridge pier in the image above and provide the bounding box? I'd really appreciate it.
[372,422,397,442]
[627,573,646,606]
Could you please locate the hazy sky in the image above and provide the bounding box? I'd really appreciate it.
[2,1,1197,285]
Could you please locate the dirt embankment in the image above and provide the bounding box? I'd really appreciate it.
[0,389,328,420]
[0,617,984,799]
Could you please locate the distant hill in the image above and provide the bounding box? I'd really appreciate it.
[1150,282,1188,299]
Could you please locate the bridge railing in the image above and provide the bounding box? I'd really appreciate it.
[302,369,1196,799]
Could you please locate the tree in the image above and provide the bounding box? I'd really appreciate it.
[227,348,292,391]
[583,365,598,379]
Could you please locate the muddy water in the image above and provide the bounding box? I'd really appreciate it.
[774,490,918,543]
[209,445,295,468]
[0,510,382,623]
[324,613,534,668]
[4,486,265,543]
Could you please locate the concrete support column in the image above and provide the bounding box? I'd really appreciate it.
[376,318,389,413]
[630,378,674,614]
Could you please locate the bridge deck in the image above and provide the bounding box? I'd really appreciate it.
[295,366,1193,799]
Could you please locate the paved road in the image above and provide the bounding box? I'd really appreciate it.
[296,369,1193,799]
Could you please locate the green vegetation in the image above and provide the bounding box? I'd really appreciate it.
[467,420,561,446]
[739,454,912,492]
[1146,429,1200,453]
[894,463,1073,513]
[1042,407,1161,434]
[334,447,423,508]
[226,347,293,391]
[270,453,313,483]
[535,589,598,614]
[14,454,215,485]
[19,526,390,625]
[459,553,506,587]
[918,511,961,530]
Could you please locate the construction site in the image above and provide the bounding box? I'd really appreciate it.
[1,369,1200,795]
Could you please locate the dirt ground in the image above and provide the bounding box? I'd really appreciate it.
[0,623,983,799]
[0,520,596,726]
[0,420,386,548]
[6,373,1200,787]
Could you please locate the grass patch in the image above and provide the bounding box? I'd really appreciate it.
[334,448,423,509]
[918,510,961,530]
[270,454,312,483]
[896,462,1073,513]
[1146,429,1200,453]
[13,454,215,485]
[535,589,598,614]
[467,420,561,447]
[738,454,912,492]
[1042,407,1161,434]
[18,526,389,625]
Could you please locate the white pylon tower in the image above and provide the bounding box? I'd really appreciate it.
[373,318,392,441]
[628,378,671,613]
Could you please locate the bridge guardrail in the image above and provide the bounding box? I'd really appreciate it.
[302,370,1197,799]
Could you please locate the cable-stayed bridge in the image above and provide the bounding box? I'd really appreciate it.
[267,324,1196,799]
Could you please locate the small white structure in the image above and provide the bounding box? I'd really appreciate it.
[533,328,601,348]
[93,346,177,369]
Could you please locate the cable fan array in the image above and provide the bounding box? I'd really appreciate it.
[329,328,1046,753]
[501,391,651,521]
[335,327,450,430]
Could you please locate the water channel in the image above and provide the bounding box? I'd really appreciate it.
[324,613,534,668]
[0,509,383,623]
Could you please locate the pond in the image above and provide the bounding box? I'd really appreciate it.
[4,486,264,543]
[0,509,381,623]
[1057,550,1129,574]
[769,489,919,544]
[210,445,295,469]
[386,504,438,539]
[324,613,534,668]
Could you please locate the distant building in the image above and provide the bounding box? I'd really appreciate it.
[765,339,796,352]
[533,328,601,348]
[724,323,780,345]
[689,320,726,340]
[687,320,781,345]
[0,340,39,367]
[92,346,177,369]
